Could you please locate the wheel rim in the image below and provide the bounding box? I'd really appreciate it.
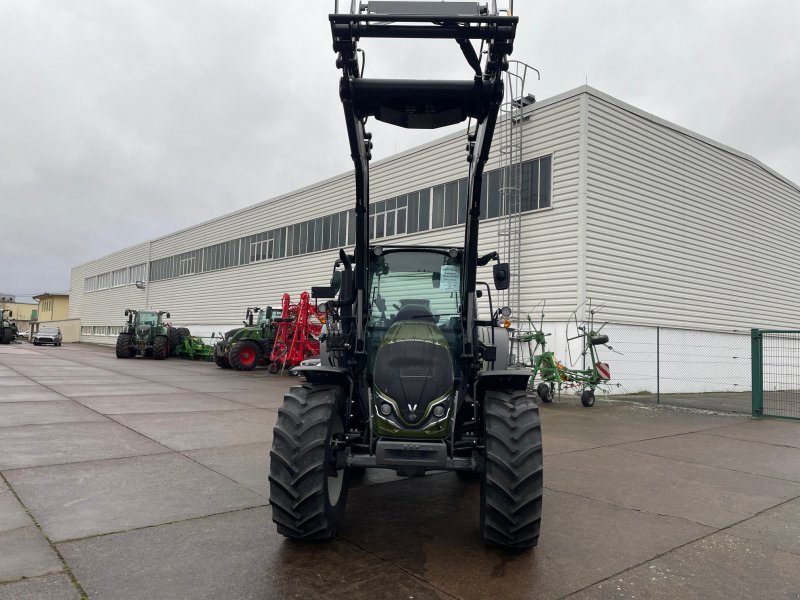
[239,348,255,366]
[327,416,345,505]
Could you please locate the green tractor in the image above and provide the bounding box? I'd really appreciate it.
[1,309,17,345]
[269,4,541,550]
[213,306,275,371]
[115,309,188,360]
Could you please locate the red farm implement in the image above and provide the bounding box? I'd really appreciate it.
[268,292,323,374]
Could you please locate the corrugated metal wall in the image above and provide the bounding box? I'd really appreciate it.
[585,90,800,329]
[69,241,150,336]
[70,92,583,343]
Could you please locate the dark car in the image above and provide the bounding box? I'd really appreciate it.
[33,326,62,346]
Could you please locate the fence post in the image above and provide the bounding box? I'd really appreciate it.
[751,328,763,417]
[656,326,660,405]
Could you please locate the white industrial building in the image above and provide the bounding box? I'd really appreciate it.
[70,85,800,385]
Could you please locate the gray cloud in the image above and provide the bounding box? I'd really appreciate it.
[1,0,798,294]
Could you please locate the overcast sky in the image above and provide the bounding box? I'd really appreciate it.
[1,0,798,296]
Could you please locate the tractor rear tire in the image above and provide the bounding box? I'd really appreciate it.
[269,383,349,539]
[176,327,190,340]
[581,389,596,407]
[115,334,134,358]
[153,336,168,360]
[480,389,543,550]
[536,382,554,403]
[229,341,262,371]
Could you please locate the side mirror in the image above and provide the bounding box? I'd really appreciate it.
[493,263,510,290]
[124,309,129,316]
[476,290,483,298]
[211,332,216,339]
[330,270,343,292]
[166,312,171,319]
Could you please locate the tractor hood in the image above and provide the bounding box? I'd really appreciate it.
[135,324,151,339]
[372,320,454,438]
[223,327,243,342]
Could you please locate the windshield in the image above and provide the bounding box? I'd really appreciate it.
[135,312,158,326]
[40,327,59,334]
[368,250,461,326]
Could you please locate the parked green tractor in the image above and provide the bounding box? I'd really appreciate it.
[1,309,17,345]
[213,306,276,371]
[115,309,188,360]
[269,3,540,550]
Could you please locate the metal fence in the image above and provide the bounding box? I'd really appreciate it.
[512,322,753,414]
[752,329,800,420]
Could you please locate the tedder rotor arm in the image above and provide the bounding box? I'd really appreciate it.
[330,1,517,363]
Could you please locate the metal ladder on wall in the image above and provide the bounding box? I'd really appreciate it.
[496,60,537,319]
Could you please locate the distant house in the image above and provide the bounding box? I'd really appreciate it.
[31,293,80,343]
[0,294,39,334]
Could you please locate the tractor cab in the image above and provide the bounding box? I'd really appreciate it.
[134,311,160,327]
[367,247,463,437]
[255,307,273,328]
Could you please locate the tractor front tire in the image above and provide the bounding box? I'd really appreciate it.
[1,329,14,344]
[115,334,134,358]
[168,327,181,356]
[153,336,169,360]
[229,341,262,371]
[214,351,231,369]
[536,382,554,403]
[581,389,596,407]
[480,389,543,550]
[269,383,349,539]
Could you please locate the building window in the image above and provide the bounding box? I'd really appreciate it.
[370,197,408,240]
[84,276,97,293]
[131,155,552,286]
[178,255,196,277]
[96,273,110,290]
[111,268,128,288]
[129,263,146,284]
[517,155,552,212]
[250,234,274,262]
[81,326,92,335]
[347,210,356,245]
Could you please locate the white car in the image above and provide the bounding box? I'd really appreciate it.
[32,326,63,346]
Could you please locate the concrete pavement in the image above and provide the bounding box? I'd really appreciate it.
[1,343,799,599]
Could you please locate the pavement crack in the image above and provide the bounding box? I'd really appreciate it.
[55,504,270,544]
[614,445,800,485]
[554,491,800,600]
[544,485,717,529]
[697,430,800,451]
[0,471,89,600]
